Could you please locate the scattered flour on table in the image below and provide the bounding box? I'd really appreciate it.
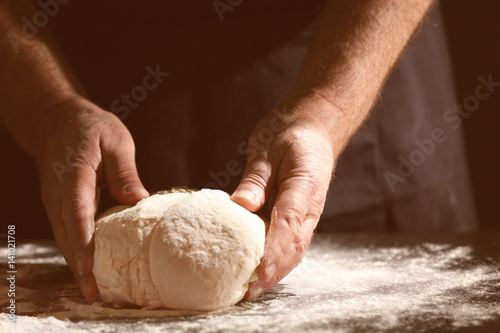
[1,238,498,333]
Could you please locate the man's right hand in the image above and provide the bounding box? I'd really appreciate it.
[33,98,149,302]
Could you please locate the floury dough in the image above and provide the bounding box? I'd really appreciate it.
[93,189,266,311]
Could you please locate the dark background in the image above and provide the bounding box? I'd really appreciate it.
[441,0,500,231]
[0,1,498,239]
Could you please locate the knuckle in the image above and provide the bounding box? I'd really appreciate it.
[284,179,326,218]
[288,171,324,198]
[242,162,270,190]
[100,127,134,153]
[294,240,309,260]
[305,176,322,198]
[278,202,306,235]
[282,212,302,236]
[269,272,281,287]
[104,109,124,123]
[242,173,267,192]
[65,143,99,170]
[276,127,303,146]
[109,127,134,146]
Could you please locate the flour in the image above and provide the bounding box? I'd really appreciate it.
[1,234,499,332]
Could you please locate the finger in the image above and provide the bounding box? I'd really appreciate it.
[102,133,149,205]
[258,175,321,282]
[231,158,273,212]
[244,216,317,301]
[61,166,99,301]
[44,196,98,302]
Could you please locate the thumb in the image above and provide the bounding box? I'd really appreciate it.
[231,159,272,212]
[103,138,149,205]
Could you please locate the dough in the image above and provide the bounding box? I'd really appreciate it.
[93,188,266,310]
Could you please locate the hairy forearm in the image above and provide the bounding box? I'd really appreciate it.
[291,0,435,157]
[0,0,84,155]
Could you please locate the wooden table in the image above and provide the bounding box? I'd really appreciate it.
[1,233,499,332]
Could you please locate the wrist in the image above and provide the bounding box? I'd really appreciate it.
[280,88,353,158]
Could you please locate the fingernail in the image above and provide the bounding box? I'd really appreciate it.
[264,263,276,281]
[124,184,148,195]
[247,286,265,301]
[79,278,96,303]
[232,189,257,204]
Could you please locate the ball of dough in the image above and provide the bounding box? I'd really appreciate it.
[93,188,266,310]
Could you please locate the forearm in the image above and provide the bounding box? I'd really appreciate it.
[0,0,84,156]
[290,0,435,157]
